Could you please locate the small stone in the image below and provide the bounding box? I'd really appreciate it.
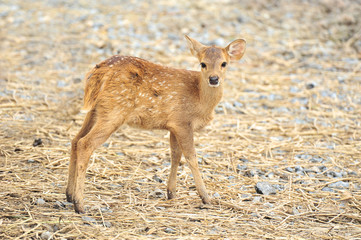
[292,207,300,215]
[57,80,67,88]
[318,166,327,172]
[233,101,243,107]
[294,166,304,172]
[153,175,163,183]
[285,167,294,173]
[241,193,252,200]
[52,225,59,232]
[27,159,36,163]
[266,172,275,179]
[252,196,262,203]
[73,78,82,84]
[264,202,273,208]
[54,201,65,209]
[321,187,335,192]
[40,231,52,240]
[239,158,249,163]
[228,176,235,180]
[104,221,112,228]
[149,189,164,198]
[82,216,97,224]
[255,182,277,195]
[33,138,43,147]
[100,207,113,213]
[307,166,321,174]
[306,83,316,89]
[213,192,220,198]
[237,164,247,171]
[164,227,176,233]
[36,198,46,205]
[326,171,343,178]
[329,181,349,189]
[274,184,284,191]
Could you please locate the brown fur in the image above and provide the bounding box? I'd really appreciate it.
[66,36,246,213]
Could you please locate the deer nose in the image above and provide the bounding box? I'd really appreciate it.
[209,76,219,85]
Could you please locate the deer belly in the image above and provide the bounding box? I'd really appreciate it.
[125,107,167,130]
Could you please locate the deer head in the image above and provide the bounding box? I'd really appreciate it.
[185,35,246,88]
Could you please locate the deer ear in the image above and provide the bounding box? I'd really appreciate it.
[185,35,206,57]
[225,39,246,61]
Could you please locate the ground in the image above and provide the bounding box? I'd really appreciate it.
[1,0,361,239]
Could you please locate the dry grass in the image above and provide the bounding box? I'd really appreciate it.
[1,0,361,239]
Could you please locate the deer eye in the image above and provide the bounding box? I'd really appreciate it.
[221,62,227,67]
[200,62,207,69]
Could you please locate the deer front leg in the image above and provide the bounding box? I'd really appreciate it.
[167,132,182,200]
[172,126,211,204]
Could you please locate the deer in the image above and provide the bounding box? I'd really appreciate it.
[66,35,246,213]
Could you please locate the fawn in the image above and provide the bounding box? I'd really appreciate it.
[66,35,246,213]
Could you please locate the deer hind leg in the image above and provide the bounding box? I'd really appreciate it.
[66,109,96,203]
[71,109,125,213]
[171,126,211,204]
[167,132,182,200]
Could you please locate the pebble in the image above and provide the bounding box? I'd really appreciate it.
[32,138,43,147]
[292,207,301,215]
[241,193,252,200]
[104,221,112,228]
[36,198,45,205]
[264,202,274,208]
[228,176,235,180]
[149,189,164,198]
[329,181,349,189]
[53,201,65,209]
[321,187,335,192]
[213,192,220,198]
[233,101,243,108]
[326,171,343,178]
[255,182,277,195]
[40,231,52,240]
[164,227,176,233]
[306,83,316,89]
[153,175,163,183]
[239,158,249,163]
[82,216,97,224]
[318,166,327,172]
[237,164,247,171]
[100,207,113,213]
